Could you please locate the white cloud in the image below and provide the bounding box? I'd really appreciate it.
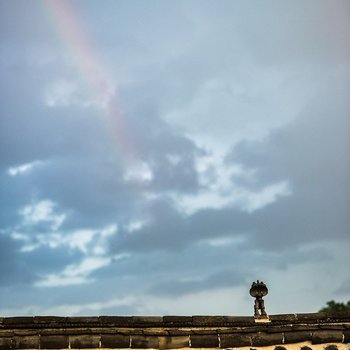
[65,257,111,277]
[174,191,233,215]
[126,220,147,233]
[124,161,153,183]
[64,225,117,254]
[195,153,244,189]
[163,70,306,154]
[35,256,111,288]
[7,161,42,176]
[15,202,118,256]
[20,200,66,230]
[35,253,128,289]
[31,224,119,287]
[173,154,291,215]
[174,180,291,216]
[243,181,292,213]
[66,230,97,253]
[18,224,118,255]
[205,236,245,247]
[100,224,118,237]
[35,275,91,288]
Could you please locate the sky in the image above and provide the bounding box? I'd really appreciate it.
[0,0,349,316]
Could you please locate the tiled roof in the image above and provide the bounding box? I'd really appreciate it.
[0,312,350,349]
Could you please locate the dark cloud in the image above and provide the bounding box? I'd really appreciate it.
[226,86,350,248]
[105,81,350,269]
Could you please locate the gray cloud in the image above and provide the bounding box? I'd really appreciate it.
[0,0,349,315]
[226,84,350,247]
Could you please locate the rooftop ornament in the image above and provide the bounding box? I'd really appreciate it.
[250,280,268,318]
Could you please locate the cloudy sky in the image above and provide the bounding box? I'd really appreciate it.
[1,0,349,316]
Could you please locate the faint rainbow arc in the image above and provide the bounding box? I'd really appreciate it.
[43,0,135,168]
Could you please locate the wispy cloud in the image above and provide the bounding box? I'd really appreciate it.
[20,200,66,231]
[8,161,42,176]
[35,256,112,287]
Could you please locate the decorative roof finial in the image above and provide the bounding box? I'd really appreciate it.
[249,280,268,318]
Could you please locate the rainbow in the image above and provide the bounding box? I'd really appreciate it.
[42,0,135,167]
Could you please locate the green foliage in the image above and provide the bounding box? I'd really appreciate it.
[319,300,350,313]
